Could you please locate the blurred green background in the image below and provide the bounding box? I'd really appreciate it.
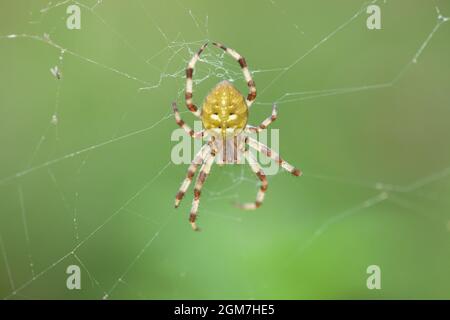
[0,0,450,299]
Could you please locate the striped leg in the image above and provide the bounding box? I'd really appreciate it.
[246,136,302,176]
[172,102,206,139]
[236,150,268,210]
[212,42,257,107]
[174,143,211,208]
[185,43,208,118]
[189,149,216,231]
[245,104,277,133]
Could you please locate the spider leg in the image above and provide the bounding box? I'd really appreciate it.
[174,142,211,208]
[212,42,257,107]
[172,102,206,139]
[235,150,268,210]
[245,104,277,133]
[185,43,208,118]
[246,136,302,176]
[189,148,216,231]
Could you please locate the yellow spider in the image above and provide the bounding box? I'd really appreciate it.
[173,43,301,231]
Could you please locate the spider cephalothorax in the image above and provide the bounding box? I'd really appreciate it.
[172,42,301,231]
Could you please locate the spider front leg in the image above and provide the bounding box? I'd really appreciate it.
[172,102,206,139]
[174,142,211,208]
[189,149,216,231]
[235,150,268,210]
[245,104,277,133]
[212,42,257,107]
[246,136,302,176]
[185,43,208,118]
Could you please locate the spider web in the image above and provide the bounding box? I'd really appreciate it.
[0,0,450,299]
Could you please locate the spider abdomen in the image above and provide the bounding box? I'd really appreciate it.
[201,80,248,137]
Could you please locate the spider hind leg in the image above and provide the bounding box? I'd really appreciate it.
[174,143,211,208]
[247,136,302,176]
[235,150,268,210]
[189,150,216,231]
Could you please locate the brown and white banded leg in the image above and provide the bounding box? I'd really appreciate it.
[172,102,206,139]
[174,143,211,208]
[212,42,257,107]
[246,136,302,176]
[236,150,268,210]
[189,150,216,231]
[246,104,277,133]
[185,43,208,118]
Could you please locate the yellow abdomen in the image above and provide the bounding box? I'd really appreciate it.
[201,81,248,137]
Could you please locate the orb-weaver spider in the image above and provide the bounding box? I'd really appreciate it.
[173,42,301,231]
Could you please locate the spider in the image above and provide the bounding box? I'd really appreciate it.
[173,42,302,231]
